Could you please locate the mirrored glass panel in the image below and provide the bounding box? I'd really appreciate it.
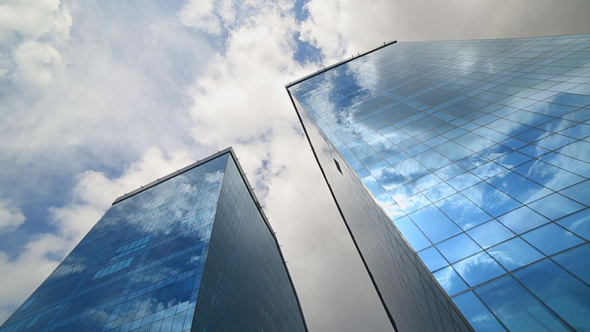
[552,244,590,284]
[475,275,569,332]
[527,193,584,220]
[556,209,590,240]
[496,206,549,234]
[467,220,515,249]
[433,266,468,296]
[453,252,505,287]
[289,34,590,330]
[452,291,506,332]
[435,193,491,230]
[487,238,543,271]
[522,223,584,255]
[417,247,448,272]
[408,205,461,243]
[514,259,590,329]
[436,234,482,263]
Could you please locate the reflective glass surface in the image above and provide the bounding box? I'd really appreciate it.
[474,275,569,332]
[1,154,229,332]
[290,34,590,330]
[513,259,590,329]
[453,291,505,332]
[192,157,307,331]
[487,238,543,271]
[0,153,306,332]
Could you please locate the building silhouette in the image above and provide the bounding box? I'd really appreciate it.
[0,148,307,332]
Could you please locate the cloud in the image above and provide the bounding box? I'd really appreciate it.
[0,0,71,87]
[0,0,72,42]
[2,0,590,330]
[13,40,64,86]
[181,2,394,330]
[179,0,224,35]
[300,0,590,62]
[0,200,25,234]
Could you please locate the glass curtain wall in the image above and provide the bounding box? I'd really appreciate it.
[289,34,590,331]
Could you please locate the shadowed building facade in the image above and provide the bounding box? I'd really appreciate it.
[288,34,590,331]
[0,149,307,332]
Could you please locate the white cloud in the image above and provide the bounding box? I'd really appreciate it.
[179,0,238,35]
[0,0,71,87]
[182,3,394,330]
[0,0,72,42]
[13,40,64,86]
[185,3,313,149]
[301,0,590,63]
[0,200,25,234]
[2,0,590,330]
[179,0,222,34]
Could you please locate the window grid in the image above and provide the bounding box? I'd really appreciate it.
[290,34,590,331]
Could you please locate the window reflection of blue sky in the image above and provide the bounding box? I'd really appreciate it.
[289,35,590,330]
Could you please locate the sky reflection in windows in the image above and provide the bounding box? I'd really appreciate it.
[289,34,590,330]
[0,154,229,332]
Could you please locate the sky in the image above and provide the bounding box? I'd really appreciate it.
[0,0,589,330]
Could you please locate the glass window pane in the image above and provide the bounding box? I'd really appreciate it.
[522,223,584,255]
[462,182,521,217]
[513,160,584,191]
[414,150,451,171]
[494,151,531,169]
[433,266,468,296]
[559,140,590,163]
[552,244,590,284]
[436,234,482,263]
[361,176,385,196]
[393,216,430,251]
[417,247,448,272]
[497,206,549,234]
[487,171,552,204]
[393,158,429,182]
[412,173,442,191]
[375,193,404,220]
[560,180,590,205]
[435,163,466,180]
[435,193,491,230]
[514,259,590,329]
[452,291,506,332]
[453,252,505,287]
[556,209,590,240]
[456,154,488,171]
[373,167,406,191]
[447,172,482,191]
[409,205,461,243]
[468,220,515,249]
[434,141,473,161]
[397,192,430,214]
[423,182,457,203]
[471,162,506,180]
[475,275,569,332]
[528,193,585,221]
[540,151,590,177]
[487,238,543,271]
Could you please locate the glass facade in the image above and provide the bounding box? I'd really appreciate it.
[288,34,590,331]
[0,150,307,332]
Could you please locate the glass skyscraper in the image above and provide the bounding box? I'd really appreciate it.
[288,34,590,331]
[0,148,307,332]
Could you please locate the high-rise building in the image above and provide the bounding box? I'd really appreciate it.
[287,34,590,331]
[0,148,307,332]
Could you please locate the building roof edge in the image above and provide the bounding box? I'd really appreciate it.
[285,40,397,89]
[112,148,234,205]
